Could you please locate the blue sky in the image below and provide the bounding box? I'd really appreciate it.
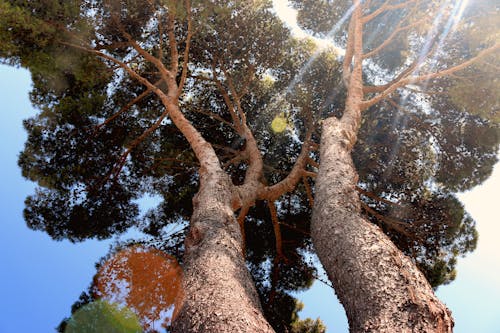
[0,66,112,332]
[1,64,499,332]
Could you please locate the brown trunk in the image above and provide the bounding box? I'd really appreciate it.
[311,117,453,332]
[171,168,275,333]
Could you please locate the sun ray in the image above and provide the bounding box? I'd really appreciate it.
[414,0,471,87]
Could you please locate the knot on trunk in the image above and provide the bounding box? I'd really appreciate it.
[185,225,204,250]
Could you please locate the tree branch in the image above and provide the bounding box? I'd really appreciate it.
[362,0,417,24]
[356,186,399,206]
[211,62,242,133]
[189,108,235,129]
[302,176,314,207]
[177,0,193,94]
[97,107,171,189]
[362,15,425,59]
[361,202,414,239]
[268,201,284,260]
[361,43,500,109]
[94,79,163,134]
[237,204,250,257]
[221,63,248,126]
[60,42,170,102]
[167,12,179,77]
[119,27,173,87]
[259,120,314,201]
[342,14,356,87]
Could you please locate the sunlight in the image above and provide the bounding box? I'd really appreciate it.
[411,0,471,89]
[272,0,356,96]
[376,0,476,236]
[272,0,346,54]
[435,0,471,59]
[451,0,469,28]
[272,0,308,39]
[271,113,288,133]
[269,0,354,139]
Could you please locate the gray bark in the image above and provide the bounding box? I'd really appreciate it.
[171,169,275,333]
[311,117,453,333]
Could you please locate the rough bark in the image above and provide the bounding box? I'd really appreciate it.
[311,117,453,333]
[171,168,275,333]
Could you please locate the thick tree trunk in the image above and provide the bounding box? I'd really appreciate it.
[171,169,275,333]
[311,117,453,333]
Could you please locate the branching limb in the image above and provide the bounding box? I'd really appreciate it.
[94,79,163,133]
[309,141,319,151]
[237,205,251,257]
[221,64,254,126]
[340,0,365,136]
[305,157,319,169]
[302,176,314,207]
[356,186,399,206]
[302,170,317,179]
[363,15,425,59]
[361,43,500,110]
[362,0,417,24]
[363,9,442,95]
[119,27,173,86]
[342,15,356,87]
[210,63,264,205]
[63,43,220,180]
[268,201,284,259]
[211,62,242,133]
[60,42,171,102]
[177,0,193,94]
[363,58,420,94]
[258,121,314,201]
[361,202,414,239]
[96,107,170,190]
[166,12,179,77]
[190,108,235,129]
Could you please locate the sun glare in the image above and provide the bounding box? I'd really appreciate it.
[271,114,288,133]
[272,0,344,53]
[452,0,469,26]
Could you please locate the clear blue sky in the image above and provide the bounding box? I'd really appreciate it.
[1,64,499,332]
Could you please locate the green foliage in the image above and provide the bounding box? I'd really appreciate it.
[288,0,500,287]
[291,302,326,333]
[353,98,494,286]
[432,0,500,123]
[291,0,350,37]
[447,70,499,123]
[64,300,142,333]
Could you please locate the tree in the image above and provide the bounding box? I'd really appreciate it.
[1,0,498,332]
[1,1,321,331]
[64,300,143,333]
[291,0,498,331]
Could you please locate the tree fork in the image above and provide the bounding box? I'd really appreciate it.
[172,169,275,333]
[311,1,453,331]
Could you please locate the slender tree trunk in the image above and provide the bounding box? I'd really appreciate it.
[311,116,453,332]
[171,168,275,333]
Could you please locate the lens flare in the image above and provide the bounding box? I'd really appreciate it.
[271,114,288,133]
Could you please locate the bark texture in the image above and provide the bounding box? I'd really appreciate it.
[311,117,453,333]
[171,169,275,333]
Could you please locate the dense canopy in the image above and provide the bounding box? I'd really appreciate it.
[1,0,498,331]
